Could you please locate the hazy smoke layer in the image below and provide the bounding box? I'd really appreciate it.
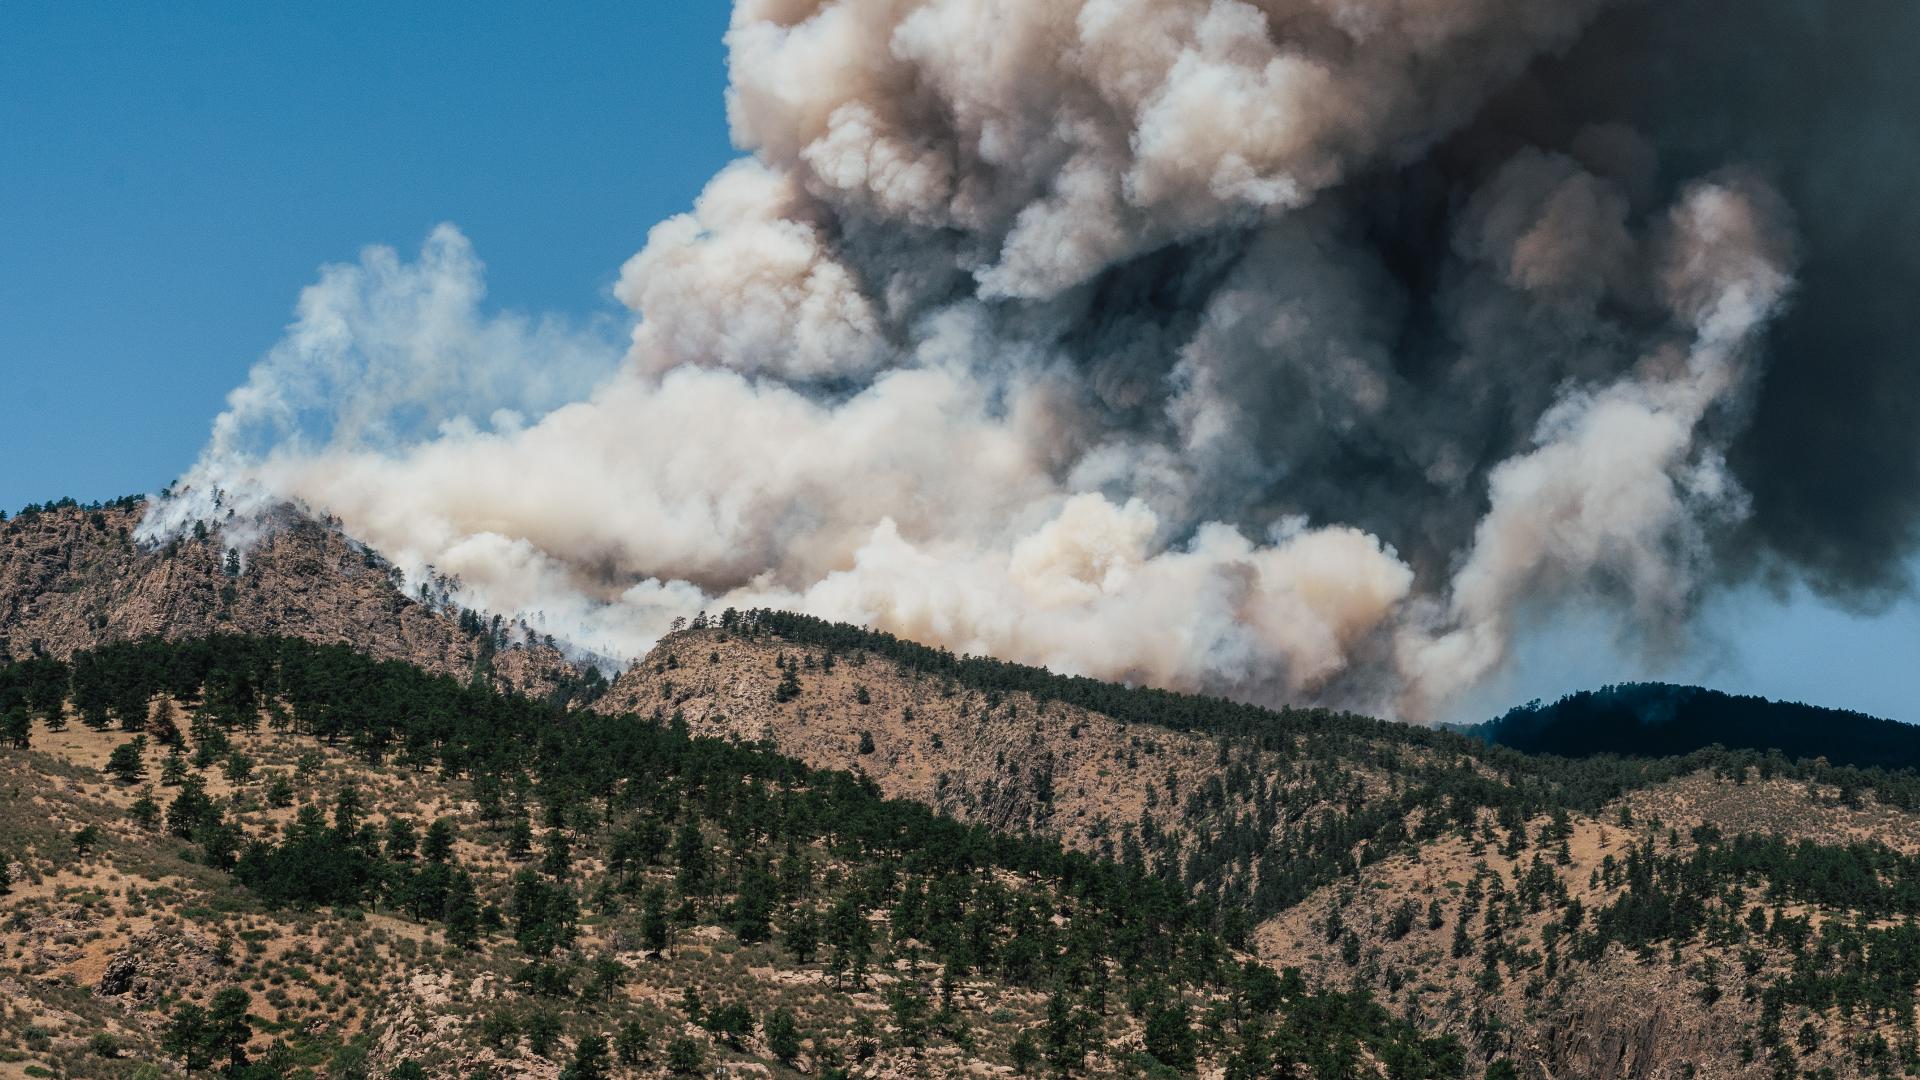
[143,0,1918,719]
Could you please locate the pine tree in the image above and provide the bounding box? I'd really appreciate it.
[542,827,572,878]
[1144,997,1196,1070]
[559,1034,609,1080]
[445,872,481,950]
[642,885,673,955]
[615,1020,651,1067]
[105,736,146,784]
[1010,1028,1040,1075]
[2,706,29,749]
[731,867,775,943]
[674,820,708,895]
[825,896,871,986]
[666,1036,704,1074]
[129,789,161,831]
[507,817,534,860]
[525,1010,562,1058]
[783,903,820,963]
[765,1006,802,1064]
[1387,899,1419,940]
[162,1003,216,1071]
[207,988,253,1068]
[774,663,801,703]
[1451,904,1474,959]
[1043,990,1092,1075]
[422,818,457,862]
[150,698,180,745]
[510,870,579,957]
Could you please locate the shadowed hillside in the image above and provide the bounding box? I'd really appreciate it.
[1466,684,1918,770]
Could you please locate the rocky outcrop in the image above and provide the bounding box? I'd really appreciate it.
[0,502,580,698]
[95,928,228,1004]
[1527,948,1760,1080]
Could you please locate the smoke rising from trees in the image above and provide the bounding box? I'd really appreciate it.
[141,0,1920,720]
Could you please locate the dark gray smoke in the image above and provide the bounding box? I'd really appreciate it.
[140,0,1916,720]
[1528,0,1920,603]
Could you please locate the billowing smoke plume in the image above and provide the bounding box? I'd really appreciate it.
[141,0,1919,720]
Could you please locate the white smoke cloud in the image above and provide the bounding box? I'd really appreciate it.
[142,0,1805,720]
[616,161,887,380]
[139,225,621,541]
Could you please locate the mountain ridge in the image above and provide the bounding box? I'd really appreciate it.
[1464,682,1918,771]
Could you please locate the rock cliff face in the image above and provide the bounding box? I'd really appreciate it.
[0,502,579,697]
[94,928,228,1005]
[1533,953,1755,1080]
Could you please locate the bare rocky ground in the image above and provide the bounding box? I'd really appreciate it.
[0,504,577,700]
[600,627,1255,847]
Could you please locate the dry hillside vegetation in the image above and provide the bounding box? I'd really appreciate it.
[0,701,1102,1078]
[600,616,1920,1080]
[598,626,1403,863]
[9,510,1920,1079]
[1258,773,1920,1080]
[3,635,1471,1079]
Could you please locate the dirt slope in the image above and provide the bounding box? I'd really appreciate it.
[593,626,1404,880]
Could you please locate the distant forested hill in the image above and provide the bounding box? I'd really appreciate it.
[1467,683,1918,769]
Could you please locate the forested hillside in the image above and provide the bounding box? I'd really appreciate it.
[1,635,1467,1079]
[604,611,1920,1079]
[1468,684,1918,771]
[8,576,1920,1076]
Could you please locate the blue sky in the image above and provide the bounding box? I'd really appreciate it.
[1,4,1913,722]
[1,3,732,510]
